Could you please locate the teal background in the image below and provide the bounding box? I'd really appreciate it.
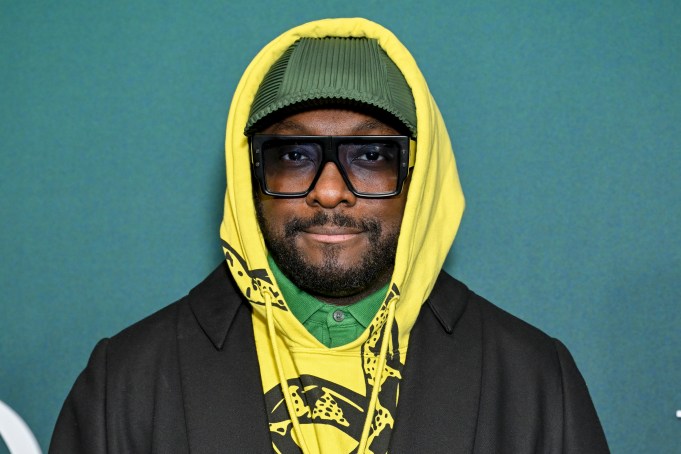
[1,1,679,452]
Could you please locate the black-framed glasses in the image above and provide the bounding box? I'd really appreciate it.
[250,134,415,198]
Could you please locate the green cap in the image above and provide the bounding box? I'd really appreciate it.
[245,37,417,137]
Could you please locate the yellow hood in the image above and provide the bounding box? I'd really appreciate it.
[219,17,464,454]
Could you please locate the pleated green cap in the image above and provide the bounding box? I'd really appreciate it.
[245,37,417,137]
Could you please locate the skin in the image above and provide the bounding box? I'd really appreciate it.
[256,108,410,306]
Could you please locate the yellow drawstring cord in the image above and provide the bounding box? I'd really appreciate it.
[263,290,312,454]
[356,297,398,453]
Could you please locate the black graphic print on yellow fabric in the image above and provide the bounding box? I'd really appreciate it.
[265,375,364,454]
[264,285,403,454]
[358,283,402,453]
[221,239,287,311]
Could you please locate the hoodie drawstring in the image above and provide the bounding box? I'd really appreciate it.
[263,290,312,453]
[356,296,397,454]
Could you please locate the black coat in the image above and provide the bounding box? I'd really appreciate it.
[50,263,609,453]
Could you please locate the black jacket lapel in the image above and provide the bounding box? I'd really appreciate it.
[390,272,482,453]
[178,263,271,453]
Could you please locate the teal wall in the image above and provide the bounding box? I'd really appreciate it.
[1,1,679,452]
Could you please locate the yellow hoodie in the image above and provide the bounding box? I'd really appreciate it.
[219,18,464,454]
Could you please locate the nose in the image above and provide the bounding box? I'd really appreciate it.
[306,162,356,208]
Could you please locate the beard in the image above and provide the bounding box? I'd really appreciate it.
[255,203,400,298]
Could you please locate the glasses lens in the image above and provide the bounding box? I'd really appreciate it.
[262,140,322,194]
[339,140,400,194]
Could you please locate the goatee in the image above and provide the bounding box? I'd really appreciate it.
[256,206,399,298]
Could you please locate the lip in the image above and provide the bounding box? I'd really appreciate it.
[301,227,363,244]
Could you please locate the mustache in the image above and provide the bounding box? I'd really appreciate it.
[284,212,381,238]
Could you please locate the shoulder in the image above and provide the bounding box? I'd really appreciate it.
[94,262,242,371]
[424,272,609,451]
[430,271,560,355]
[426,271,575,393]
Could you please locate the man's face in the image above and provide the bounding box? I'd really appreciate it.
[254,108,410,302]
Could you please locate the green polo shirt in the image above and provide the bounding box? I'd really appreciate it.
[268,256,388,348]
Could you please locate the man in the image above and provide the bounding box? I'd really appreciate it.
[50,18,609,453]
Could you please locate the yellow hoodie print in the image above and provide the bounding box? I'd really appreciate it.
[219,18,464,454]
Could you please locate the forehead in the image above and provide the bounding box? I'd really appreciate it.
[259,108,402,136]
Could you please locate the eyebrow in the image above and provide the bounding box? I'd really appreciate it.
[352,118,390,133]
[269,119,307,133]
